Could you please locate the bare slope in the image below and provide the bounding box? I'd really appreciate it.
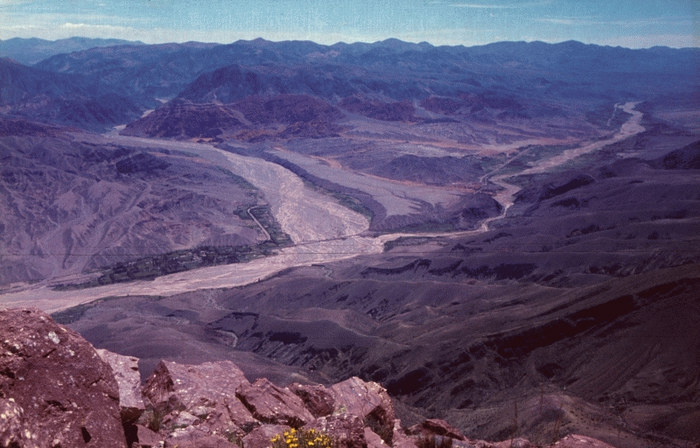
[0,123,266,285]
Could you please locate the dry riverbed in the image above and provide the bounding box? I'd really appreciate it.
[0,103,645,312]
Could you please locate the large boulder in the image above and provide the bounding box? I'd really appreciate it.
[0,308,127,447]
[96,349,145,425]
[364,427,386,448]
[164,427,239,448]
[309,414,367,448]
[242,424,290,448]
[330,377,397,445]
[390,419,419,448]
[132,424,163,448]
[142,360,257,439]
[551,434,617,448]
[235,378,315,427]
[289,382,335,418]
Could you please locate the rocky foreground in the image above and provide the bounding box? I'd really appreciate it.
[0,308,616,448]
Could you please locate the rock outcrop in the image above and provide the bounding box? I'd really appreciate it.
[289,383,335,418]
[329,377,397,446]
[97,349,145,426]
[0,308,127,448]
[0,308,621,448]
[141,359,257,446]
[236,378,315,427]
[551,434,617,448]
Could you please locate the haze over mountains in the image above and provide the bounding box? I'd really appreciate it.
[0,36,143,65]
[1,37,699,447]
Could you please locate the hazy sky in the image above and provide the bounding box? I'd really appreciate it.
[0,0,697,48]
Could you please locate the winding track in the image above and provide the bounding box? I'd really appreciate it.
[246,207,271,241]
[0,103,644,312]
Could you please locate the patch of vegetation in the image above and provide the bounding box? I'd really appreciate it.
[383,236,436,251]
[248,206,293,246]
[270,428,333,448]
[53,206,292,290]
[54,243,279,290]
[386,220,456,235]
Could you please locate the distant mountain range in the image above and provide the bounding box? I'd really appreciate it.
[1,37,696,134]
[0,57,140,131]
[0,36,143,65]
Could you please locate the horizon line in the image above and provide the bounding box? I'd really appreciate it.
[1,35,698,51]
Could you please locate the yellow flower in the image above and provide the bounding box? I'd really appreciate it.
[271,428,333,448]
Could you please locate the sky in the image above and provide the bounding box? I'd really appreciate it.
[0,0,697,49]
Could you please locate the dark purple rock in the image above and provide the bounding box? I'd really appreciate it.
[0,308,127,447]
[164,426,239,447]
[489,438,533,448]
[236,378,315,427]
[548,434,616,448]
[330,377,397,445]
[309,414,367,448]
[142,360,257,438]
[242,424,290,448]
[132,424,163,448]
[97,349,145,425]
[364,427,385,447]
[289,383,335,418]
[0,398,25,447]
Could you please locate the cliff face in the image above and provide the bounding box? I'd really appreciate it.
[0,308,616,448]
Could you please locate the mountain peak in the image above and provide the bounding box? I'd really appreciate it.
[374,37,422,50]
